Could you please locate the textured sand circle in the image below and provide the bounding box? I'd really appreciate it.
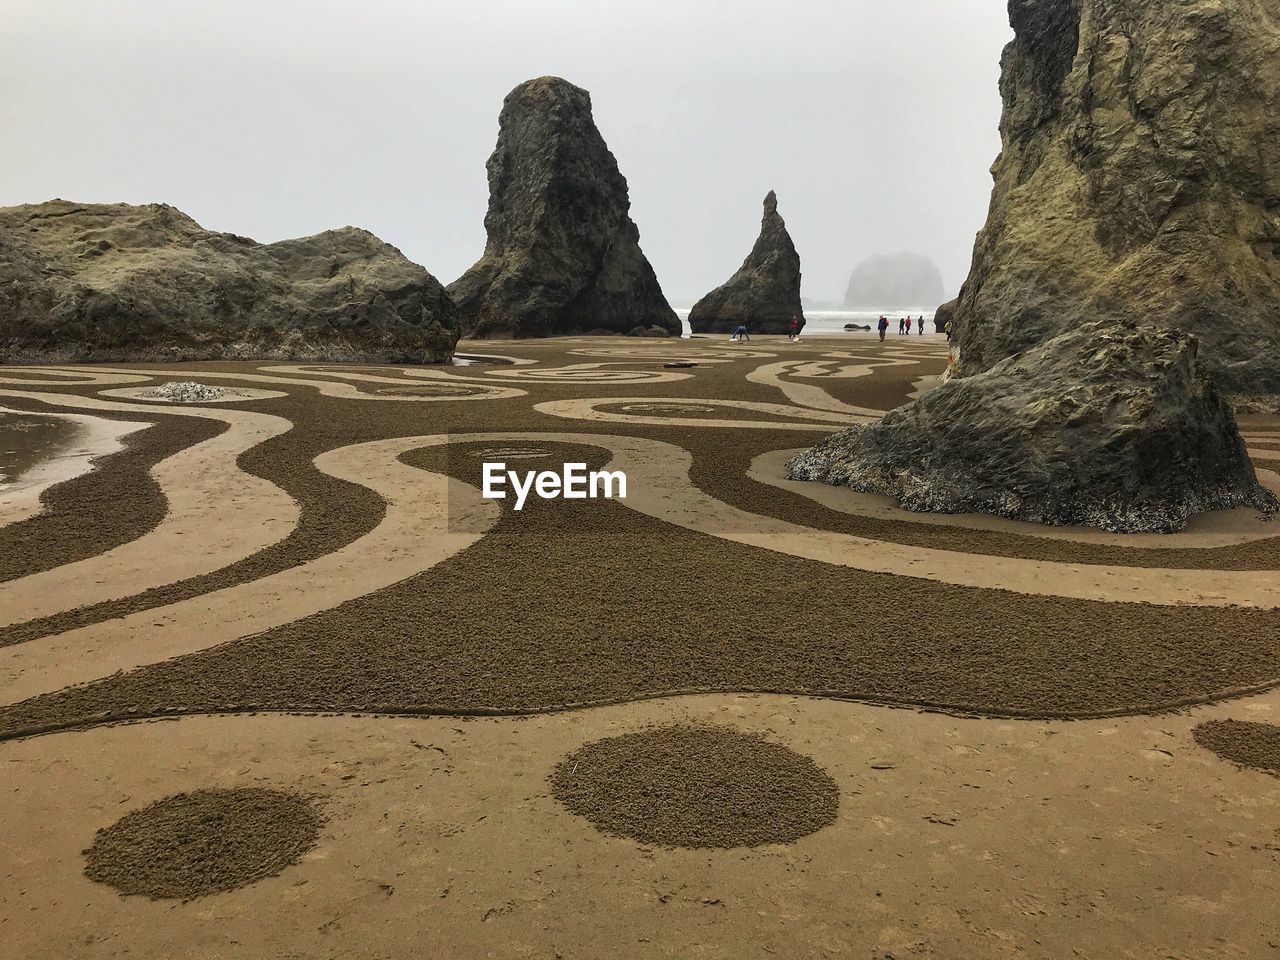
[1193,720,1280,777]
[83,788,322,899]
[550,725,839,848]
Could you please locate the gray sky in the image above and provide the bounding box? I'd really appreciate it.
[3,0,1012,306]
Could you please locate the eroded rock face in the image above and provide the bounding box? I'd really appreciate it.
[786,323,1278,533]
[688,191,805,335]
[953,0,1280,393]
[844,253,945,310]
[0,201,461,363]
[449,77,679,339]
[934,298,958,334]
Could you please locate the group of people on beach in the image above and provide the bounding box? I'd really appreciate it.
[876,315,926,342]
[728,312,940,343]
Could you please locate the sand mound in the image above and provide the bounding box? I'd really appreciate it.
[1193,720,1280,777]
[83,788,322,899]
[549,725,839,848]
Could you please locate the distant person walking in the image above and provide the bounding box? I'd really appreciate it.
[905,316,912,334]
[918,315,924,336]
[732,324,750,343]
[944,319,954,341]
[878,315,889,342]
[897,318,905,336]
[789,315,801,342]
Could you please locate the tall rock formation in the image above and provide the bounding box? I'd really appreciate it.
[844,254,945,310]
[953,0,1280,393]
[0,201,461,363]
[688,191,804,335]
[448,77,679,339]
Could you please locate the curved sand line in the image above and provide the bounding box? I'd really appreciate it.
[0,437,498,705]
[251,364,531,399]
[452,351,539,366]
[0,391,297,629]
[748,448,1280,550]
[4,430,1280,727]
[38,365,526,403]
[746,359,908,417]
[395,361,693,387]
[571,346,778,360]
[533,397,858,430]
[0,369,151,387]
[455,432,1280,608]
[0,408,149,528]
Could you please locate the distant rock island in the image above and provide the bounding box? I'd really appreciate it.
[689,191,804,335]
[951,0,1280,393]
[844,254,945,309]
[449,77,679,339]
[0,200,461,364]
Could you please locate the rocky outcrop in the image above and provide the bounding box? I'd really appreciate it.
[0,201,461,363]
[844,254,945,310]
[952,0,1280,393]
[688,191,805,335]
[448,77,679,339]
[786,323,1277,533]
[934,298,957,334]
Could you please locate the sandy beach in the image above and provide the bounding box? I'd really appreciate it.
[0,335,1278,958]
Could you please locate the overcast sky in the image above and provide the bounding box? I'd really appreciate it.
[3,1,1012,306]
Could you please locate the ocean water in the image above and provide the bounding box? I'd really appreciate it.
[676,308,939,337]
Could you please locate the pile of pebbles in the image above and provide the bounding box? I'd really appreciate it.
[550,724,839,848]
[142,381,227,403]
[83,787,323,899]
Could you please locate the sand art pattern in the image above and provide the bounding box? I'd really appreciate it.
[3,334,1280,958]
[1,337,1279,736]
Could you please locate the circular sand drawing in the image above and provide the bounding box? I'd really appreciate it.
[83,788,322,899]
[1193,720,1280,777]
[550,725,839,848]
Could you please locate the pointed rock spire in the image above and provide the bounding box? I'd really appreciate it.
[688,191,804,335]
[448,77,679,339]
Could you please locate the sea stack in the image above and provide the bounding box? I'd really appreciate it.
[788,0,1280,531]
[688,191,804,335]
[844,254,945,310]
[448,77,679,339]
[951,0,1280,393]
[787,323,1278,533]
[0,201,461,363]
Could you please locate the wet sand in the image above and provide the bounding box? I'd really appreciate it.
[0,406,149,530]
[0,337,1278,958]
[0,410,81,485]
